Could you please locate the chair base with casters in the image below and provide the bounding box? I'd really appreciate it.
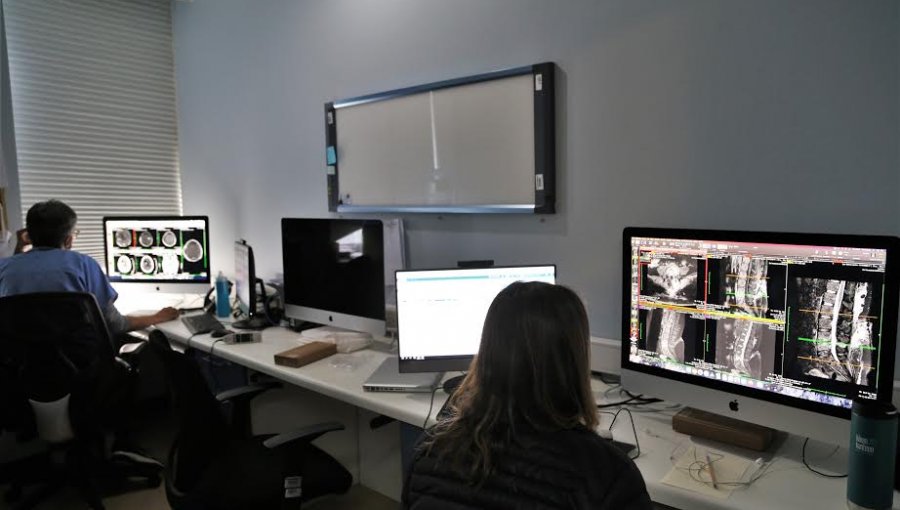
[148,330,352,509]
[4,436,162,510]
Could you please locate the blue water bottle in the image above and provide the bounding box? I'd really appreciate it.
[215,271,231,318]
[847,400,898,510]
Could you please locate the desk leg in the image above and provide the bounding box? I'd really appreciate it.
[400,422,423,479]
[357,408,403,501]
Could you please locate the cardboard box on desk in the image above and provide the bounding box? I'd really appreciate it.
[274,341,337,368]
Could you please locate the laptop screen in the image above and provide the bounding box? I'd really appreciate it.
[396,265,556,373]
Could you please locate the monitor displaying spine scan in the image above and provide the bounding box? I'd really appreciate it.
[621,227,899,445]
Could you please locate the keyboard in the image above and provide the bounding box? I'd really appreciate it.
[181,313,225,335]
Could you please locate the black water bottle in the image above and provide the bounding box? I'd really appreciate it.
[846,400,898,510]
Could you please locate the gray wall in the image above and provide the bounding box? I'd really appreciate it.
[172,0,900,367]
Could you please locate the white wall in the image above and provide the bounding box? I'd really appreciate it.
[172,0,900,369]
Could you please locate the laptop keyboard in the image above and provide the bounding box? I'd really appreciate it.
[181,313,224,335]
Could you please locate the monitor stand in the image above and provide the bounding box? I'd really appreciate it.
[232,315,269,330]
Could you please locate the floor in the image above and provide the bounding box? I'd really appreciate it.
[1,482,399,510]
[1,394,400,510]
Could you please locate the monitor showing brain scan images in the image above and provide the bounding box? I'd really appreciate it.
[103,216,210,283]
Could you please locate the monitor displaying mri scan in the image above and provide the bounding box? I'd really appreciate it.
[103,216,210,284]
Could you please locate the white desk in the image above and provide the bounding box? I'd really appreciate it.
[152,318,899,510]
[613,398,900,510]
[154,320,448,428]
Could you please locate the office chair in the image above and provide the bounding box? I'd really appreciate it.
[148,330,352,509]
[0,292,161,510]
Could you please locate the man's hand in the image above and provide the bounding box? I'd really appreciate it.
[155,307,179,323]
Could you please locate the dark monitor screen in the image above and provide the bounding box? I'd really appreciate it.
[103,216,210,292]
[622,227,900,424]
[281,218,385,335]
[396,265,557,373]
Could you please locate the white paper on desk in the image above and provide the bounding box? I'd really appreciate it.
[661,445,753,500]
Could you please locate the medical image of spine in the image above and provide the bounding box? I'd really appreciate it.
[644,254,698,305]
[715,318,776,379]
[724,256,769,317]
[644,309,686,362]
[793,278,875,385]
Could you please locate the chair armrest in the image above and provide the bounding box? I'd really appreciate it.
[262,421,345,449]
[114,340,147,372]
[216,381,283,438]
[118,341,147,357]
[215,381,282,403]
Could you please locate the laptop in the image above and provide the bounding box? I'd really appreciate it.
[362,357,442,393]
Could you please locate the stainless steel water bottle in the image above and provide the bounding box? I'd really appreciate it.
[847,400,898,510]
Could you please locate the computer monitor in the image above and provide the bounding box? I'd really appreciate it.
[622,227,900,446]
[281,218,387,337]
[232,240,268,330]
[396,265,557,373]
[103,216,210,294]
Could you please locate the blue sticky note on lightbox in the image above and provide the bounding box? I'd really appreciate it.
[326,146,336,165]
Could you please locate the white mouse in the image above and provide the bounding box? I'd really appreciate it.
[597,428,613,440]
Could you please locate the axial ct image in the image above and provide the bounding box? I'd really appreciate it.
[790,278,877,386]
[642,253,699,305]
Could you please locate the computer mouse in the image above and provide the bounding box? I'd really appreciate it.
[210,328,231,338]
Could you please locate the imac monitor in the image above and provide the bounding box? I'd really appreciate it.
[281,218,386,337]
[622,227,899,445]
[103,216,210,294]
[396,265,557,373]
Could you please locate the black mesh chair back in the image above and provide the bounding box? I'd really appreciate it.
[0,292,115,433]
[0,292,162,510]
[147,331,230,493]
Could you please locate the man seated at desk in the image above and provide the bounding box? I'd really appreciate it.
[0,199,178,465]
[0,199,178,333]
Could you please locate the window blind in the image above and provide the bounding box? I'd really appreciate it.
[3,0,181,261]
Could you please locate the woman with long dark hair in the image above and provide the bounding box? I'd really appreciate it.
[403,281,651,509]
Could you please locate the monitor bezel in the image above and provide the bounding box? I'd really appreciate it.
[621,226,900,431]
[102,215,211,292]
[280,217,387,338]
[396,264,558,374]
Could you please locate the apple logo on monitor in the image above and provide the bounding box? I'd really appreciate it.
[729,399,740,412]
